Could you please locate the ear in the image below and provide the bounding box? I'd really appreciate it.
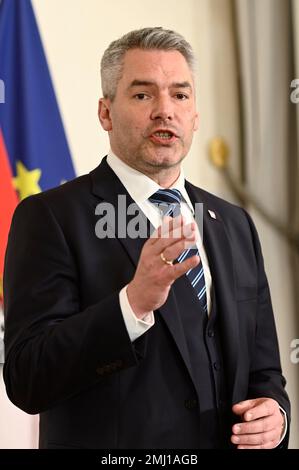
[193,111,199,132]
[98,98,112,131]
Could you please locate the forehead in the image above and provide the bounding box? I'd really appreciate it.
[119,49,194,86]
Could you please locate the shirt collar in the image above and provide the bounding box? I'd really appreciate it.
[107,150,194,214]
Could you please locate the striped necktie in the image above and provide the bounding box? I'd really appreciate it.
[149,189,207,313]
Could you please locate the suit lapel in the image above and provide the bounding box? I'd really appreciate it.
[90,157,148,267]
[186,181,240,399]
[90,158,194,381]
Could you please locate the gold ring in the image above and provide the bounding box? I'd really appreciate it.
[160,252,173,266]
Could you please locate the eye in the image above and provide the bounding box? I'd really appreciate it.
[176,93,189,100]
[134,93,150,100]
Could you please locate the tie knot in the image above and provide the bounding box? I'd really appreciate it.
[149,189,182,217]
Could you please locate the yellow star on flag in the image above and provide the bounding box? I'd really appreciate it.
[13,161,42,200]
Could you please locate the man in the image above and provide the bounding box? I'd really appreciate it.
[3,27,290,449]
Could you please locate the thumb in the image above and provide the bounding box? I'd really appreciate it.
[232,399,256,416]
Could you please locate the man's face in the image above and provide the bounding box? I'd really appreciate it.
[99,48,198,176]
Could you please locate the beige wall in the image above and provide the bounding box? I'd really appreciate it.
[1,0,297,448]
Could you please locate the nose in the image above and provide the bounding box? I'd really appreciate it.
[150,95,174,121]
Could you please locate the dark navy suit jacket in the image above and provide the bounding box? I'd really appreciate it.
[3,157,290,448]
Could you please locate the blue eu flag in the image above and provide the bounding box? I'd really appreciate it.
[0,0,76,201]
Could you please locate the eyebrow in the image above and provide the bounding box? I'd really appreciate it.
[128,80,193,90]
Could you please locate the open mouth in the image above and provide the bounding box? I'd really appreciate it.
[153,131,174,139]
[149,129,178,144]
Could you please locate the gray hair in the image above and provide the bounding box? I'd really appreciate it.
[101,27,196,101]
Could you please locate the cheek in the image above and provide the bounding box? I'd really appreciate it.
[115,114,137,133]
[111,115,130,137]
[123,119,145,141]
[112,118,144,149]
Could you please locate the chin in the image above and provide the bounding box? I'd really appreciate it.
[146,153,184,169]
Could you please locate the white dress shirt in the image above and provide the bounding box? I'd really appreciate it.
[106,150,212,342]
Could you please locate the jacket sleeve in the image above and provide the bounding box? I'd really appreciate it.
[243,209,291,447]
[3,195,138,414]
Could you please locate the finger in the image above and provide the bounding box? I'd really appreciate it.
[149,217,177,244]
[243,400,277,422]
[152,216,193,244]
[152,223,196,255]
[232,399,257,417]
[160,216,195,241]
[167,253,200,281]
[162,238,199,263]
[169,218,197,242]
[149,224,162,243]
[231,428,278,447]
[150,215,184,243]
[172,222,198,247]
[158,255,199,286]
[232,415,276,435]
[161,215,185,237]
